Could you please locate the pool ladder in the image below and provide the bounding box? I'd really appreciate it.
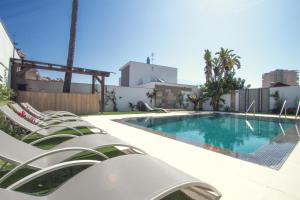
[296,101,300,120]
[279,100,287,119]
[245,100,255,117]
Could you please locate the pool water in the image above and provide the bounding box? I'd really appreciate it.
[127,114,295,154]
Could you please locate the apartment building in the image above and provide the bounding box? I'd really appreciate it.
[262,69,299,87]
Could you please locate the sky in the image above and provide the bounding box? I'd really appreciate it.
[0,0,299,88]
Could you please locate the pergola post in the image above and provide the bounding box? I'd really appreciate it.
[100,76,105,113]
[92,75,96,94]
[94,76,105,114]
[10,60,17,90]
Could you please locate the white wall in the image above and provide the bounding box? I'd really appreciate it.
[19,79,300,112]
[127,61,177,86]
[22,80,153,112]
[202,100,213,111]
[235,90,239,111]
[203,93,231,111]
[0,21,19,85]
[105,85,152,112]
[269,86,300,110]
[223,94,231,110]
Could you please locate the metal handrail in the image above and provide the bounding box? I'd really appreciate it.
[296,101,300,120]
[245,100,255,116]
[295,124,299,138]
[279,100,287,119]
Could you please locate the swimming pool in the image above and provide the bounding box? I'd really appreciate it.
[124,114,300,169]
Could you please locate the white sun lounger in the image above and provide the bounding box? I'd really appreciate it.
[10,103,85,126]
[0,105,106,139]
[21,102,79,118]
[0,130,145,188]
[144,102,168,113]
[1,154,221,200]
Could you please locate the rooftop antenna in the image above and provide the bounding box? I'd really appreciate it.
[151,52,154,64]
[12,34,17,60]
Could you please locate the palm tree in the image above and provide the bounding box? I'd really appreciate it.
[187,92,208,111]
[146,89,158,106]
[212,57,221,81]
[63,0,78,93]
[202,48,244,111]
[216,48,241,78]
[204,49,213,83]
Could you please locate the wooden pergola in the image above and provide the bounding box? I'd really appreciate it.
[11,58,112,112]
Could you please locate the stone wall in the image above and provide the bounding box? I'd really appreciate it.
[155,85,192,108]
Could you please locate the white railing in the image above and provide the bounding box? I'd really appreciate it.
[245,100,255,116]
[279,100,287,119]
[295,124,300,139]
[296,101,300,120]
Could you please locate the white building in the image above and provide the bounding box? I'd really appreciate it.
[119,61,177,87]
[118,60,198,109]
[0,20,20,85]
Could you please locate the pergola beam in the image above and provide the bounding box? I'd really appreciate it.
[12,59,112,77]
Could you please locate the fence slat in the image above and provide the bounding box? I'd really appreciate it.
[17,91,100,114]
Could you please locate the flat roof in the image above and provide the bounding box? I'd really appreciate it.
[119,61,177,71]
[139,81,197,89]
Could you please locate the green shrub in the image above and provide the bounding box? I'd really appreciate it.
[128,102,136,111]
[136,101,147,111]
[287,108,296,115]
[0,112,27,139]
[0,84,15,101]
[0,113,11,133]
[271,91,284,113]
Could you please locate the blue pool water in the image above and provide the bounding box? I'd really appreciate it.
[127,114,295,154]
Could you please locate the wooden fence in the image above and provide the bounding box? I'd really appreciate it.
[17,91,101,114]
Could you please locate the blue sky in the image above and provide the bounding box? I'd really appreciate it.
[1,0,299,87]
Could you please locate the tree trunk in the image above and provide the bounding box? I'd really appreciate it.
[63,0,78,93]
[193,102,197,111]
[214,100,220,111]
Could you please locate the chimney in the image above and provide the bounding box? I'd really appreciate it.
[146,57,150,64]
